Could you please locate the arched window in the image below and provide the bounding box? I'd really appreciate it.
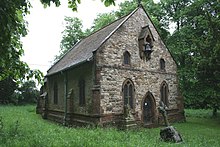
[123,79,134,109]
[123,51,131,65]
[160,58,165,70]
[53,82,58,104]
[160,82,169,107]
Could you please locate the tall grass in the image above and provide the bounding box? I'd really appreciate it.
[0,105,219,147]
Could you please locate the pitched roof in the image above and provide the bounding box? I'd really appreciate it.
[46,7,139,76]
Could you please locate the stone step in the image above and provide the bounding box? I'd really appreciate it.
[124,120,136,125]
[124,123,137,129]
[125,123,137,127]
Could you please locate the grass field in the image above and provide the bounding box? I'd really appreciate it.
[0,105,219,147]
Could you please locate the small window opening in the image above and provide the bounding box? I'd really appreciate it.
[160,59,165,70]
[123,51,131,65]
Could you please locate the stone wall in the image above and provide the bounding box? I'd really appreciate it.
[96,8,184,125]
[46,62,95,124]
[66,62,94,115]
[44,7,184,127]
[47,73,65,111]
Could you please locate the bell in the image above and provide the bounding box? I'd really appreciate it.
[144,42,153,59]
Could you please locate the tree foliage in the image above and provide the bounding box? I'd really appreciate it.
[0,0,118,82]
[0,0,119,105]
[17,80,40,105]
[0,0,43,84]
[40,0,116,11]
[91,13,117,32]
[54,17,87,62]
[0,77,17,104]
[0,0,29,80]
[164,0,220,116]
[56,13,117,61]
[116,0,170,41]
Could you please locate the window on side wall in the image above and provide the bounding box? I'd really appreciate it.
[123,80,134,109]
[79,79,85,106]
[54,82,58,104]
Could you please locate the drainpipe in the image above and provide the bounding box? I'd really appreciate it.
[63,72,68,126]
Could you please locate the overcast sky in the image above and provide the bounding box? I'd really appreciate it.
[21,0,123,75]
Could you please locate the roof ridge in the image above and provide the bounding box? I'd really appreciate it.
[46,6,141,76]
[47,40,82,73]
[47,14,129,74]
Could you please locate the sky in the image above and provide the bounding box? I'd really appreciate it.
[21,0,123,75]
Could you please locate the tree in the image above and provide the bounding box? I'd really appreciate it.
[0,77,17,104]
[0,0,43,85]
[56,13,116,62]
[188,0,220,117]
[164,0,220,116]
[0,0,30,81]
[54,17,87,62]
[1,0,118,105]
[40,0,116,11]
[91,13,117,32]
[1,0,116,82]
[10,80,40,105]
[160,0,191,31]
[18,80,40,104]
[116,0,170,41]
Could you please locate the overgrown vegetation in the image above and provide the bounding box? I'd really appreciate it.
[0,105,219,146]
[0,80,39,105]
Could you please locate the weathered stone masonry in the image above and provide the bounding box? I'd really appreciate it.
[38,6,185,128]
[95,8,183,125]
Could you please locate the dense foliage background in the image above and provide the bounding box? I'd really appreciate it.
[0,0,43,104]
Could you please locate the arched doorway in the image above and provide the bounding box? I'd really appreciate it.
[142,92,156,124]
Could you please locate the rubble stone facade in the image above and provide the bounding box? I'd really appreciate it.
[38,6,185,128]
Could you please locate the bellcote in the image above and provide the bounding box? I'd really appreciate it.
[138,25,155,61]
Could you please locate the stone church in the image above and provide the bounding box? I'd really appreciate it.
[37,5,185,128]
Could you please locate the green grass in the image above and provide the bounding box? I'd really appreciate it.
[0,105,219,147]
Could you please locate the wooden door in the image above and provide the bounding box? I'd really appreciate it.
[143,95,154,124]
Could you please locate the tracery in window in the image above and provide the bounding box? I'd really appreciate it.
[123,79,134,109]
[160,81,169,107]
